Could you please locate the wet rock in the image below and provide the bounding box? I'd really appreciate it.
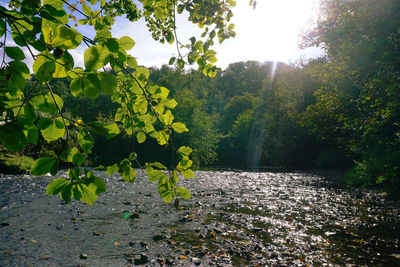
[79,253,88,259]
[129,212,140,219]
[140,242,148,249]
[92,231,103,236]
[0,222,10,227]
[152,234,166,242]
[192,257,201,265]
[134,253,148,265]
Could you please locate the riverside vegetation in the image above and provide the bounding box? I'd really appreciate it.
[1,0,400,204]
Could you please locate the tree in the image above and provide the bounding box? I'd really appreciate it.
[0,0,238,204]
[302,0,400,193]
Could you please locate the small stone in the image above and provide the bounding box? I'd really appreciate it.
[192,257,201,266]
[92,231,103,236]
[0,222,10,227]
[79,253,88,259]
[114,241,120,246]
[152,234,165,242]
[134,253,148,265]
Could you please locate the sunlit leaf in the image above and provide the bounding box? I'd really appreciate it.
[84,45,109,71]
[31,157,59,176]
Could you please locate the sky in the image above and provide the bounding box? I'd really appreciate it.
[110,0,323,69]
[1,0,323,70]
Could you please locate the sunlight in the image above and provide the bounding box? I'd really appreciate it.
[216,0,319,66]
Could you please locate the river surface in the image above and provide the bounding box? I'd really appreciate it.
[0,171,399,266]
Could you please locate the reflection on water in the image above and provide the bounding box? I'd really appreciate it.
[0,171,399,266]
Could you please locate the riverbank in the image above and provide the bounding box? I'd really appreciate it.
[0,152,33,174]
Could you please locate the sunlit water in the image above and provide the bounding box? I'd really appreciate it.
[0,171,399,266]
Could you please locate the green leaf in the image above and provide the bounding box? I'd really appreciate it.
[376,176,387,184]
[90,176,107,195]
[33,51,55,81]
[171,122,188,133]
[150,162,167,170]
[84,45,110,71]
[156,131,169,145]
[38,117,65,142]
[177,58,185,68]
[120,165,136,183]
[137,131,146,143]
[5,46,25,60]
[106,164,119,175]
[146,168,164,182]
[169,56,175,65]
[31,157,59,176]
[84,73,101,98]
[177,146,192,156]
[162,191,174,203]
[77,184,98,205]
[0,19,5,38]
[118,36,135,50]
[62,147,85,165]
[97,72,117,94]
[30,92,63,115]
[166,31,174,44]
[105,38,119,52]
[91,121,120,139]
[60,184,73,204]
[153,86,169,99]
[176,187,191,199]
[178,159,192,169]
[77,130,94,152]
[127,56,137,69]
[52,25,82,49]
[177,4,184,14]
[179,169,195,178]
[24,126,39,145]
[54,50,74,78]
[70,77,84,97]
[0,122,27,152]
[8,60,30,79]
[46,178,70,195]
[82,3,92,16]
[161,110,174,125]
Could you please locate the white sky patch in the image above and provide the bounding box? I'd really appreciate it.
[111,0,322,69]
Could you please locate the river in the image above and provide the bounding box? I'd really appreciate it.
[0,171,399,266]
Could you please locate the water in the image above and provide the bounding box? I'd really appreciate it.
[0,171,399,266]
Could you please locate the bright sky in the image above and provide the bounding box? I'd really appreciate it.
[110,0,322,69]
[1,0,323,70]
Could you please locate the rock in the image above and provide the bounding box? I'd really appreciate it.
[0,222,10,227]
[92,231,103,236]
[134,253,148,265]
[140,242,148,249]
[152,234,166,242]
[79,253,88,259]
[192,257,201,266]
[129,212,140,219]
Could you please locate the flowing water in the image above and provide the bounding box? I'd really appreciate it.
[0,171,399,266]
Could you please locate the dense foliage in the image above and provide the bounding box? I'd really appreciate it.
[0,0,237,205]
